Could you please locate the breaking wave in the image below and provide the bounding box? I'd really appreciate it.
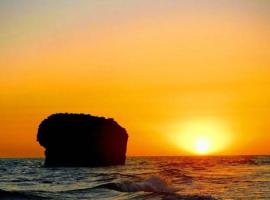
[94,176,216,200]
[62,176,216,199]
[97,176,177,193]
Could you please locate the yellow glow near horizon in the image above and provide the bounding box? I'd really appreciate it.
[170,119,232,155]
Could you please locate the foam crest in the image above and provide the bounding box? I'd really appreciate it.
[99,176,177,193]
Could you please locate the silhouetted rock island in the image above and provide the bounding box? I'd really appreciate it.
[37,113,128,167]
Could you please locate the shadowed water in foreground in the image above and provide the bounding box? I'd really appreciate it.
[0,156,269,199]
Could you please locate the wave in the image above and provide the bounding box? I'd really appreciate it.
[95,176,216,200]
[97,176,177,193]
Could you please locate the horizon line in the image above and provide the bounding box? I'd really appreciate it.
[0,154,270,159]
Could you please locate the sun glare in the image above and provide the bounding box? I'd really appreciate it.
[195,138,210,154]
[170,119,232,155]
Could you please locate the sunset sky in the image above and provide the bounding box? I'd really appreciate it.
[1,0,270,157]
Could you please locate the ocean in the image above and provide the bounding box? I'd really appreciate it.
[0,156,269,200]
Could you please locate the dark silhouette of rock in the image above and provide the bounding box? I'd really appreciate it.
[37,113,128,167]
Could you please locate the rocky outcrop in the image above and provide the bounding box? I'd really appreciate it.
[37,113,128,167]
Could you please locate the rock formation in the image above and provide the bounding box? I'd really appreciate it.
[37,113,128,167]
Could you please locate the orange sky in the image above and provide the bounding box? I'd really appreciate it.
[1,0,270,157]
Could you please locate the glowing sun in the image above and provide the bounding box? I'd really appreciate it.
[195,138,210,154]
[170,118,232,155]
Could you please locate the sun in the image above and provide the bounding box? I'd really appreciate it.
[195,138,210,155]
[169,118,232,155]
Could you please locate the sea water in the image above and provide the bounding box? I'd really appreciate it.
[0,156,269,199]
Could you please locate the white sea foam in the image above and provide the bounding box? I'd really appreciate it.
[101,176,177,193]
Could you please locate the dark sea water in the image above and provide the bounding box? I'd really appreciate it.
[0,156,269,200]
